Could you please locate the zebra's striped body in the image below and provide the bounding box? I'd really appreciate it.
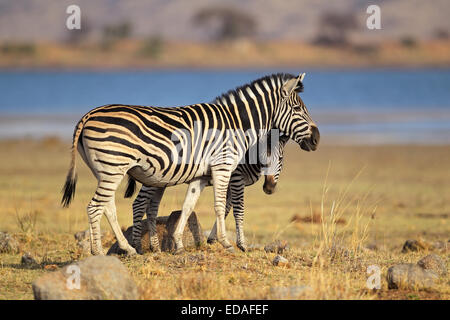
[128,135,289,253]
[61,73,320,256]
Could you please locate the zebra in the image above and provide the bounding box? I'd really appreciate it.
[125,134,289,253]
[61,72,320,256]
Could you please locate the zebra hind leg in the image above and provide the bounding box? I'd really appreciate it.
[87,200,105,255]
[104,196,137,256]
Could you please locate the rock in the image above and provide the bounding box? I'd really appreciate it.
[0,231,19,253]
[270,285,312,299]
[247,243,264,251]
[273,255,289,267]
[432,241,448,251]
[32,256,139,300]
[401,239,431,253]
[417,254,447,276]
[264,240,289,254]
[74,230,90,242]
[386,263,438,290]
[108,211,205,255]
[21,252,38,266]
[76,239,91,254]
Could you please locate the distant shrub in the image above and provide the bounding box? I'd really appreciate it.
[352,44,379,56]
[139,36,164,59]
[0,42,36,56]
[312,12,359,47]
[433,28,449,40]
[400,36,418,48]
[101,21,133,50]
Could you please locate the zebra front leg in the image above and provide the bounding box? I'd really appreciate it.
[145,187,165,252]
[230,180,247,252]
[207,188,232,244]
[104,195,137,256]
[211,166,234,251]
[172,178,207,254]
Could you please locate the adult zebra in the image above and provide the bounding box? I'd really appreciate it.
[61,72,320,256]
[125,134,289,253]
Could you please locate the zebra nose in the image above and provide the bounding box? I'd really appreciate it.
[263,175,277,194]
[311,125,320,146]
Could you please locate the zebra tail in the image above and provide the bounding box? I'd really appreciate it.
[61,118,84,208]
[124,175,137,198]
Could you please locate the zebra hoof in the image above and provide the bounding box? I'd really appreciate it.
[237,243,247,252]
[132,244,143,255]
[207,238,217,245]
[125,246,137,256]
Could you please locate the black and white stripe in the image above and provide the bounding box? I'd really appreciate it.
[61,73,320,255]
[127,134,289,253]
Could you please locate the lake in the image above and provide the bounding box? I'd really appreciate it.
[1,69,449,144]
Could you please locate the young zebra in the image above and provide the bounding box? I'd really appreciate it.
[125,134,289,253]
[61,73,320,256]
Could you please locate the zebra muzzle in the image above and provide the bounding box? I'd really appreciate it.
[263,175,277,194]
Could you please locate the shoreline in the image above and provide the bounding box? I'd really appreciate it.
[1,40,450,70]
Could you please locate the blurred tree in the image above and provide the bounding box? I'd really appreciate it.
[193,7,256,42]
[400,36,417,48]
[101,21,132,49]
[313,12,358,46]
[433,28,449,40]
[139,35,164,59]
[65,17,92,45]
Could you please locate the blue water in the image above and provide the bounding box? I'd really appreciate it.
[0,69,450,143]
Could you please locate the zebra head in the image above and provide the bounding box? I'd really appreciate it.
[262,134,289,194]
[274,73,320,152]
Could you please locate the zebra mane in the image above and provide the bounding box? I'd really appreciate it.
[212,73,303,104]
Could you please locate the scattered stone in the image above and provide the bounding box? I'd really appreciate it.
[272,255,289,267]
[108,211,205,255]
[74,230,91,254]
[247,243,264,251]
[0,231,19,253]
[74,230,90,242]
[270,285,312,299]
[432,241,448,251]
[386,263,438,290]
[401,239,431,253]
[21,252,38,266]
[32,256,139,300]
[264,240,289,254]
[417,254,447,276]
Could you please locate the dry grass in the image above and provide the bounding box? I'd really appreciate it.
[0,138,449,300]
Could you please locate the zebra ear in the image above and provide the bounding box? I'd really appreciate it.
[282,77,300,97]
[295,73,305,92]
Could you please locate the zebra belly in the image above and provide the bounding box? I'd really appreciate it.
[128,160,212,187]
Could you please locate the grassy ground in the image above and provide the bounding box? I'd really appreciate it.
[0,138,449,299]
